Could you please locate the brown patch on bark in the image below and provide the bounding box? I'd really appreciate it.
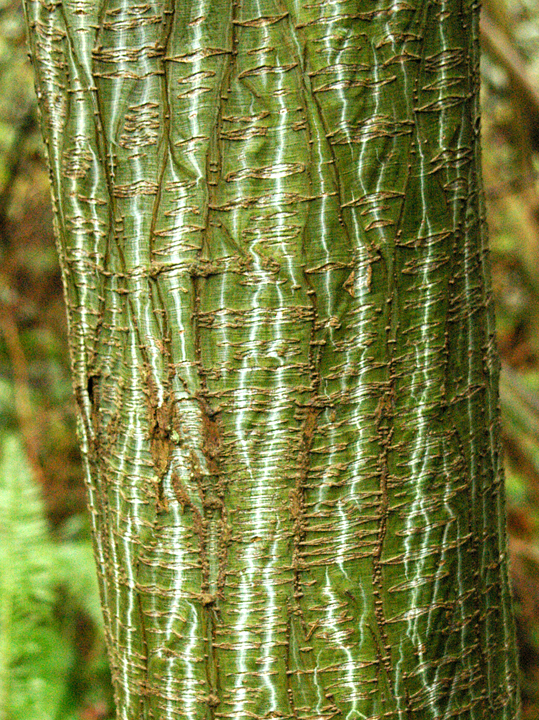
[147,386,174,478]
[201,410,221,475]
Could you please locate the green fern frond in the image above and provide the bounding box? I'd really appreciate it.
[53,540,104,631]
[0,434,72,720]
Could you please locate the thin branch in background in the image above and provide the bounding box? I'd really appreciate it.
[0,302,45,487]
[481,9,539,127]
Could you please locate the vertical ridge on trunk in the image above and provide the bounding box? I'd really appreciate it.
[24,0,520,718]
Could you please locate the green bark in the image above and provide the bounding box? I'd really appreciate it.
[24,0,520,718]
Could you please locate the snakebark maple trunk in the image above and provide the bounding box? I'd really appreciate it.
[24,0,520,718]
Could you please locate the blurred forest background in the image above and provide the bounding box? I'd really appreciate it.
[1,0,539,718]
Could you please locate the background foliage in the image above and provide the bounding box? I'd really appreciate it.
[0,0,538,717]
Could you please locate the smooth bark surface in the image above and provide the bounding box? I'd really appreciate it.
[25,0,520,718]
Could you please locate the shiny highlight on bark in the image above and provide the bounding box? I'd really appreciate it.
[24,0,520,718]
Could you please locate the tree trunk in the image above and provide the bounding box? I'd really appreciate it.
[24,0,520,718]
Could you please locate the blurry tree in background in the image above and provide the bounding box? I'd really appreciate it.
[0,0,537,718]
